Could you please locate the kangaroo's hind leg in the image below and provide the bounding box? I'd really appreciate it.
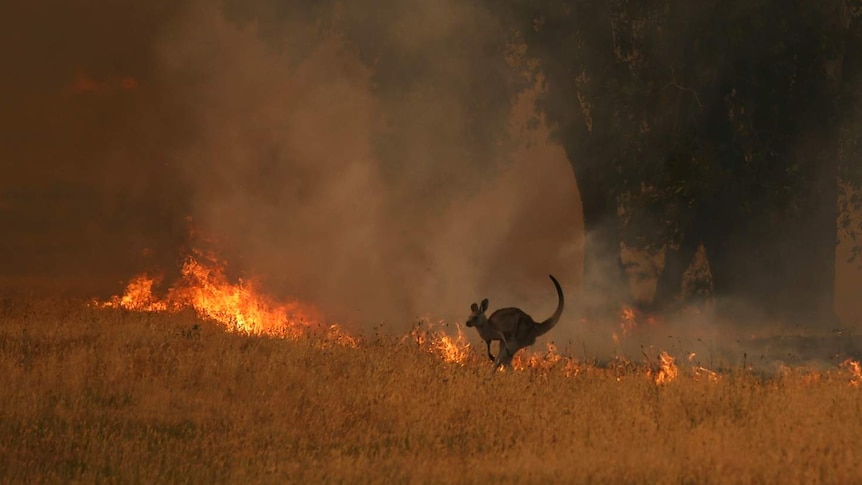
[492,342,515,371]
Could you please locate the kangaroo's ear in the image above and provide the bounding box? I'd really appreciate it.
[480,299,489,313]
[470,303,479,313]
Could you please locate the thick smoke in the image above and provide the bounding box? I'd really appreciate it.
[1,0,860,357]
[153,1,581,333]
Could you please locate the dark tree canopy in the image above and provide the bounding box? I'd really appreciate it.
[503,0,862,326]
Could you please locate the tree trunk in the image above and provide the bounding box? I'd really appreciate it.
[651,232,700,312]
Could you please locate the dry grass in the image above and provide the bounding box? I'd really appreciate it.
[2,297,862,484]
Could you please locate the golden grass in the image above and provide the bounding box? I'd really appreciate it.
[2,297,862,484]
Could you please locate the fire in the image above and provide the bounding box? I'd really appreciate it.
[687,352,720,382]
[67,68,139,94]
[840,359,862,386]
[103,274,167,312]
[408,320,472,365]
[650,351,678,385]
[324,324,360,349]
[691,365,720,382]
[611,304,664,344]
[612,305,638,344]
[98,250,320,338]
[513,342,563,371]
[90,239,728,382]
[621,306,636,323]
[512,342,582,376]
[169,256,318,337]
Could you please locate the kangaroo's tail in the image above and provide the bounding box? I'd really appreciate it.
[535,274,564,336]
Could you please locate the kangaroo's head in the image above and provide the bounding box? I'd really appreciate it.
[466,299,489,328]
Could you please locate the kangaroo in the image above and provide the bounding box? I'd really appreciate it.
[465,298,508,362]
[466,275,565,369]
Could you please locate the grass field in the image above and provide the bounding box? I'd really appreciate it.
[2,297,862,484]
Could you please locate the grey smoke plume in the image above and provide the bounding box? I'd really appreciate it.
[154,2,581,333]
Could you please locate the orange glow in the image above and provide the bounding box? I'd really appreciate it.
[687,352,720,381]
[841,359,862,386]
[408,320,472,364]
[513,342,562,371]
[67,68,139,94]
[97,250,320,338]
[95,244,844,383]
[69,69,98,94]
[650,351,678,384]
[612,305,663,345]
[497,342,585,376]
[120,76,139,90]
[99,274,168,312]
[512,342,583,376]
[323,324,360,348]
[612,305,638,344]
[692,365,720,382]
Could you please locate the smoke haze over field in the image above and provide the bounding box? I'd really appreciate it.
[0,0,580,335]
[152,1,582,329]
[1,0,860,343]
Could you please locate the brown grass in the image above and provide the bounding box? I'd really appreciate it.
[2,297,862,484]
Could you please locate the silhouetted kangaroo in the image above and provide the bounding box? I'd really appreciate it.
[466,275,564,369]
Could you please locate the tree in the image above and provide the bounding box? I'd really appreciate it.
[505,0,862,327]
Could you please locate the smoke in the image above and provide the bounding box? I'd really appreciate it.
[3,0,858,358]
[0,1,192,294]
[150,1,580,332]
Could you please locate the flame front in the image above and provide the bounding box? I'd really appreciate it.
[91,247,753,382]
[512,343,584,376]
[99,252,319,338]
[409,320,472,364]
[168,256,317,337]
[104,274,167,312]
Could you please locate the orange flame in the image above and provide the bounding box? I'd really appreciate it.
[840,358,862,387]
[408,320,472,364]
[102,274,167,312]
[612,305,638,344]
[650,351,678,385]
[92,242,725,380]
[323,324,360,349]
[513,343,562,371]
[687,352,720,382]
[512,342,583,376]
[98,251,320,338]
[691,365,720,382]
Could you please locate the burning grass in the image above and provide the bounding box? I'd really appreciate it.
[96,250,321,338]
[3,297,862,484]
